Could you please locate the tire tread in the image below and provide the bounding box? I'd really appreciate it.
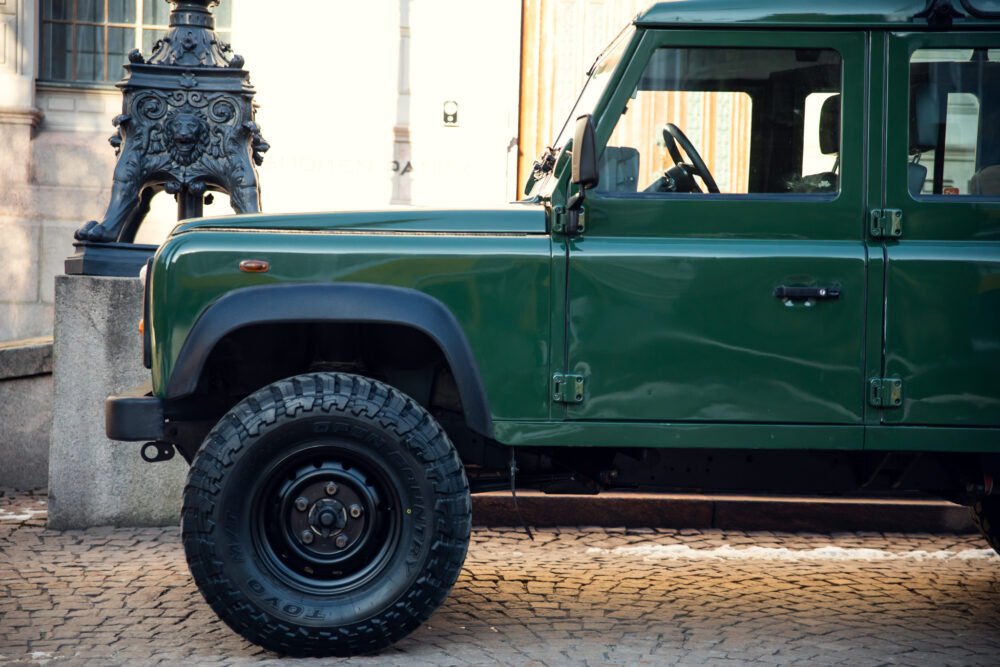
[181,372,471,657]
[971,498,1000,555]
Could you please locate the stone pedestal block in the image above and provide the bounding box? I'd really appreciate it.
[48,275,186,528]
[0,337,53,489]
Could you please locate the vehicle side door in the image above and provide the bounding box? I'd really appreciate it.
[562,30,869,448]
[872,32,1000,444]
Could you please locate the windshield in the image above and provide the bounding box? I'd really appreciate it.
[552,25,635,149]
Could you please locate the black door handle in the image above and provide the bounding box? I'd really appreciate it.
[773,285,841,300]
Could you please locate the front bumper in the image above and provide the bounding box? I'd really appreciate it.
[106,383,166,441]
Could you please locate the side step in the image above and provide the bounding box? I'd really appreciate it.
[471,492,976,533]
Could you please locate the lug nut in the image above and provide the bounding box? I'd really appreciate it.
[335,535,348,549]
[325,482,338,496]
[294,497,309,512]
[349,504,363,519]
[300,530,314,545]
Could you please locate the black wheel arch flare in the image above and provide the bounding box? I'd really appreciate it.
[164,282,494,438]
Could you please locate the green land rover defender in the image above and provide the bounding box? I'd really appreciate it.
[106,0,1000,656]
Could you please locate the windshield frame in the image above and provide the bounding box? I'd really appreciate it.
[551,23,637,151]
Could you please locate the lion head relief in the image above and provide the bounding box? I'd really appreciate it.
[164,105,210,166]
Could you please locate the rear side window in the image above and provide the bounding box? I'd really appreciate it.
[597,47,842,196]
[908,49,1000,197]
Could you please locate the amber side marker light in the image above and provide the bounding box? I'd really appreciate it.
[138,319,144,336]
[239,259,270,273]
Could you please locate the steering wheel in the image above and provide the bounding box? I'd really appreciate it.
[661,123,720,194]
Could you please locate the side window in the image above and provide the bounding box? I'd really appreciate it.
[908,49,1000,197]
[597,47,842,195]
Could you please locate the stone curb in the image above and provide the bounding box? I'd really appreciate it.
[0,336,53,380]
[471,491,977,533]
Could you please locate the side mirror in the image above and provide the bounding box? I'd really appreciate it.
[563,115,598,236]
[571,114,599,191]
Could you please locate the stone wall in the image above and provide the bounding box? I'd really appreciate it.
[0,336,52,489]
[0,91,117,342]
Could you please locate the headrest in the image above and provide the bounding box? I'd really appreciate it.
[819,94,840,155]
[911,87,942,153]
[969,165,1000,196]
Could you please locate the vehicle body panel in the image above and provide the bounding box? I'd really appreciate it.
[637,0,1000,29]
[172,205,547,236]
[566,239,867,424]
[149,208,553,422]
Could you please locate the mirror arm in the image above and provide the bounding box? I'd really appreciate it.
[565,189,585,236]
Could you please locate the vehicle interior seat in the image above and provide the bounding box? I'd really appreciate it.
[908,86,938,195]
[969,165,1000,196]
[598,146,640,193]
[797,94,840,193]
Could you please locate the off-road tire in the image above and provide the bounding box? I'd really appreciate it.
[971,497,1000,555]
[181,373,471,657]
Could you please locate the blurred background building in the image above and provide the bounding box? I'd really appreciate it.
[0,0,650,342]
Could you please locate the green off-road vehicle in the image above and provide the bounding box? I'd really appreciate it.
[107,0,1000,656]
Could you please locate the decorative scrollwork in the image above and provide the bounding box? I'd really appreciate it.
[149,38,169,62]
[185,92,210,109]
[209,98,238,124]
[74,0,269,246]
[133,93,168,121]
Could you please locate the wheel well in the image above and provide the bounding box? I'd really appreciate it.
[170,321,477,458]
[199,321,454,404]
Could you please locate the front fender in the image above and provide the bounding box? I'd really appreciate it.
[164,282,494,437]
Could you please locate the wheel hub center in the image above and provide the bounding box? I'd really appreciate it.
[307,498,347,536]
[281,465,383,558]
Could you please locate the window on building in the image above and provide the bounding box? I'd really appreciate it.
[908,48,1000,197]
[40,0,232,85]
[597,47,842,195]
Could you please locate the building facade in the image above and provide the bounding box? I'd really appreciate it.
[0,0,645,343]
[0,0,521,341]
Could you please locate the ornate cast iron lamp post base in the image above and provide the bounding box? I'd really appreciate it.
[67,0,268,276]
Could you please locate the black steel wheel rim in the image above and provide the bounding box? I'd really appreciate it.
[250,439,403,595]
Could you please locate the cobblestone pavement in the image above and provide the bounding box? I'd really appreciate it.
[2,489,999,667]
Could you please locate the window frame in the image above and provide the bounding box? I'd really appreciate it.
[38,0,233,87]
[588,31,854,205]
[906,47,997,200]
[885,31,1000,242]
[570,29,866,241]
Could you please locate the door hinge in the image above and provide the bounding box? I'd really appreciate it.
[552,373,585,404]
[868,377,903,408]
[870,208,903,238]
[551,206,585,235]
